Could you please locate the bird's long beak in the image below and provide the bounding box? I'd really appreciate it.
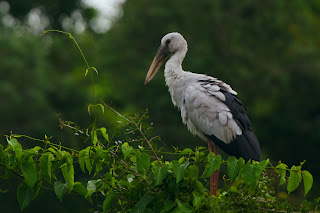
[144,45,169,84]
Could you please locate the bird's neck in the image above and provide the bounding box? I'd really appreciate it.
[164,48,187,78]
[164,49,187,107]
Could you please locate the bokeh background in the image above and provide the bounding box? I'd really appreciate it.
[1,0,320,212]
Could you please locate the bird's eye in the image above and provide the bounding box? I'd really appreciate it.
[166,39,171,45]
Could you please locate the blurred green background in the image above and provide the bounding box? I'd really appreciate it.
[1,0,320,212]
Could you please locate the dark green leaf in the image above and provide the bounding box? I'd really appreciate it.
[227,157,244,181]
[40,152,54,183]
[302,170,313,196]
[21,156,37,188]
[32,180,42,200]
[103,191,114,213]
[163,199,176,211]
[287,166,302,194]
[194,180,205,194]
[173,199,193,213]
[152,161,169,185]
[17,181,32,210]
[133,193,154,212]
[136,152,150,174]
[201,153,221,178]
[172,160,189,183]
[54,181,68,202]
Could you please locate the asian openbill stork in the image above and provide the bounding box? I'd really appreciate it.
[144,32,260,196]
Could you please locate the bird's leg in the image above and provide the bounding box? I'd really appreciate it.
[213,143,220,196]
[207,139,215,196]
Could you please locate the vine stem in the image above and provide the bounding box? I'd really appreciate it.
[10,134,79,153]
[40,29,97,111]
[101,100,161,164]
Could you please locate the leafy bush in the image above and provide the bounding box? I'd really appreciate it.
[0,106,319,212]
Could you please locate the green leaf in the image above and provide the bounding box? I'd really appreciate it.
[258,159,269,172]
[157,165,169,185]
[172,160,189,183]
[152,161,169,185]
[276,163,288,185]
[287,166,302,194]
[121,142,133,159]
[302,170,313,196]
[91,129,98,146]
[7,138,22,161]
[95,148,109,172]
[163,199,176,211]
[73,182,92,203]
[180,148,194,155]
[86,179,100,198]
[29,146,42,155]
[194,180,205,194]
[241,160,268,189]
[61,152,74,191]
[100,127,109,142]
[241,162,258,188]
[17,180,42,210]
[40,152,54,183]
[133,193,154,212]
[17,181,33,210]
[21,156,37,188]
[173,199,193,213]
[85,147,93,174]
[103,191,115,213]
[136,152,150,174]
[32,180,42,200]
[78,149,86,173]
[98,104,104,114]
[88,104,104,115]
[47,147,57,155]
[201,153,221,178]
[227,157,244,181]
[185,164,199,181]
[192,191,202,210]
[54,181,68,202]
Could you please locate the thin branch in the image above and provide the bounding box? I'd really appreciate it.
[0,163,23,179]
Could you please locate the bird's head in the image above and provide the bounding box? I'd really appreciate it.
[144,32,187,84]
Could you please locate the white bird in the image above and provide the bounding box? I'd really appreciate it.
[144,32,261,195]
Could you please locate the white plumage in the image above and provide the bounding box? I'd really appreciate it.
[145,32,260,162]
